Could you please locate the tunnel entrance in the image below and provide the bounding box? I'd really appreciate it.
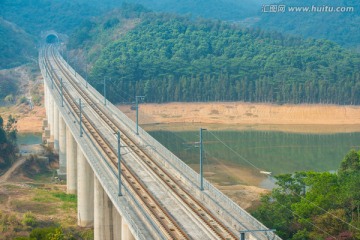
[46,34,58,44]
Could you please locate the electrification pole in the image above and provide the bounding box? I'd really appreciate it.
[103,77,106,106]
[60,78,64,107]
[79,98,83,137]
[200,128,207,191]
[117,131,122,196]
[85,64,88,89]
[135,96,145,135]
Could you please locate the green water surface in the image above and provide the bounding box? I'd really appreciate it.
[17,133,42,145]
[149,130,360,175]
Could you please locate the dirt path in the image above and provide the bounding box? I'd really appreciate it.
[0,157,27,183]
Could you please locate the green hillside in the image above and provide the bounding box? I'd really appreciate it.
[74,12,360,105]
[255,0,360,48]
[73,0,259,21]
[1,0,100,35]
[0,0,102,69]
[0,18,36,69]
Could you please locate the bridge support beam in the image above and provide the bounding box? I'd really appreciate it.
[53,105,59,151]
[122,220,135,240]
[46,94,54,148]
[77,148,94,227]
[94,176,114,240]
[58,115,66,178]
[66,127,77,194]
[49,94,54,136]
[112,207,122,239]
[42,84,50,143]
[44,84,48,119]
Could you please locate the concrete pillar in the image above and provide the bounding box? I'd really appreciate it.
[53,106,59,151]
[66,126,77,194]
[44,84,48,118]
[48,95,54,135]
[46,85,51,119]
[46,85,49,115]
[77,148,94,227]
[94,176,113,240]
[58,115,66,178]
[112,207,122,239]
[122,220,135,240]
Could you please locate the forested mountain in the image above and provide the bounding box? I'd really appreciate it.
[255,0,360,48]
[73,0,260,21]
[0,0,101,69]
[0,18,36,69]
[1,0,100,35]
[71,11,360,105]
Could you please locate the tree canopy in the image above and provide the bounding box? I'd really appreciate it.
[0,18,36,69]
[80,13,360,105]
[252,150,360,239]
[0,115,17,169]
[256,0,360,48]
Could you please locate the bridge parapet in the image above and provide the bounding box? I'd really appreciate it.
[39,47,161,239]
[61,50,282,240]
[41,45,282,240]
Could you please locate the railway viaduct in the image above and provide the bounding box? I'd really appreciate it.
[40,36,281,240]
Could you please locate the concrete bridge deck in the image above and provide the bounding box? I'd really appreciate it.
[40,43,281,240]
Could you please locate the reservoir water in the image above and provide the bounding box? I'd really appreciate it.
[17,133,42,145]
[16,128,360,186]
[148,129,360,176]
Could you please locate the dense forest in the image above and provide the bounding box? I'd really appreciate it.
[0,18,36,69]
[1,0,100,35]
[72,12,360,105]
[73,0,260,21]
[0,0,103,69]
[252,149,360,239]
[0,115,17,169]
[256,0,360,48]
[0,73,18,101]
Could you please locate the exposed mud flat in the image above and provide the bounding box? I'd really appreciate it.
[119,102,360,133]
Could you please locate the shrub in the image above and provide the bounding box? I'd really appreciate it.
[32,94,41,106]
[22,212,37,228]
[18,96,28,105]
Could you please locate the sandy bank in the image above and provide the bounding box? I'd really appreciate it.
[0,105,45,133]
[119,102,360,133]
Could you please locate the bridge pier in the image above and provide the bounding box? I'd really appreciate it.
[112,207,122,239]
[44,84,48,119]
[48,94,54,136]
[77,147,94,227]
[53,105,59,151]
[58,115,66,178]
[122,220,135,240]
[94,176,114,240]
[42,84,50,143]
[47,94,54,148]
[66,127,77,194]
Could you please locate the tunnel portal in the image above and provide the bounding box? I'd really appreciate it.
[46,34,58,44]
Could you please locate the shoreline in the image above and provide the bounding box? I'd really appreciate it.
[142,122,360,133]
[119,102,360,133]
[5,101,360,134]
[8,101,360,209]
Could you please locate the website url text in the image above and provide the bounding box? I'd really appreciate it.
[262,5,355,13]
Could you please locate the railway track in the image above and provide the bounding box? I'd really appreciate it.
[44,44,238,240]
[43,45,189,240]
